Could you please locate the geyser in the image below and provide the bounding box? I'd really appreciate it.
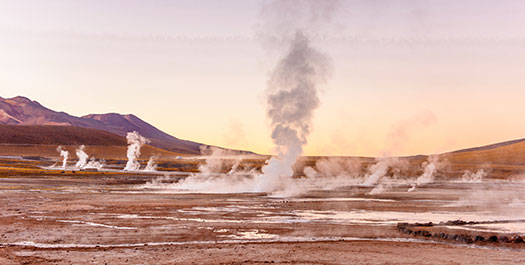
[75,145,89,169]
[85,157,105,170]
[144,155,158,172]
[408,155,446,192]
[124,131,150,171]
[255,32,329,192]
[56,146,69,169]
[143,0,338,195]
[252,1,336,193]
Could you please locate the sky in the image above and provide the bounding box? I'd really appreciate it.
[1,0,525,157]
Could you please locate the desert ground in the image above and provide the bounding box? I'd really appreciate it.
[0,154,524,265]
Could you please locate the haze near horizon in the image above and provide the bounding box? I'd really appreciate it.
[2,0,525,157]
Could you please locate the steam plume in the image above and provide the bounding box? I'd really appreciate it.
[56,146,69,169]
[143,0,338,195]
[75,145,89,169]
[198,146,247,174]
[461,169,487,182]
[85,157,105,170]
[408,155,446,192]
[384,110,437,156]
[144,155,159,172]
[124,131,150,171]
[363,159,391,186]
[253,0,336,193]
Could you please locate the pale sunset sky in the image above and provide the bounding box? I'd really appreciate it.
[1,0,525,157]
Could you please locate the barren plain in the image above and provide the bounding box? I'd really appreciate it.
[0,155,524,264]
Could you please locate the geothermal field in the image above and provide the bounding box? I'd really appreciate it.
[0,137,524,264]
[2,0,525,264]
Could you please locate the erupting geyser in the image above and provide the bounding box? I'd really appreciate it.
[142,0,339,195]
[56,146,69,169]
[124,131,150,171]
[144,155,158,172]
[75,145,88,169]
[254,32,331,192]
[250,0,338,193]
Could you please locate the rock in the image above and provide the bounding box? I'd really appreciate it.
[474,235,485,242]
[421,231,432,237]
[498,236,510,243]
[414,222,433,227]
[487,236,498,242]
[444,220,468,226]
[457,235,473,243]
[512,236,524,244]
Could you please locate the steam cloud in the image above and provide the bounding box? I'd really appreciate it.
[461,169,487,183]
[142,0,341,195]
[124,131,150,171]
[252,0,337,193]
[198,146,245,174]
[56,146,69,169]
[85,157,105,170]
[144,155,159,172]
[75,145,89,169]
[72,145,105,170]
[408,155,447,192]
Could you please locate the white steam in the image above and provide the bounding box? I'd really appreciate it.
[73,145,105,170]
[75,145,89,169]
[408,155,447,192]
[158,147,258,193]
[56,146,69,169]
[252,0,335,193]
[144,155,159,172]
[363,159,391,186]
[461,169,487,183]
[124,131,150,171]
[362,158,408,186]
[142,0,340,195]
[84,157,105,170]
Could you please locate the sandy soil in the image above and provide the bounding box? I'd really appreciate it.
[3,240,525,265]
[0,161,524,264]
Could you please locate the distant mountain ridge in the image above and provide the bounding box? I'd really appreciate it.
[0,96,202,154]
[449,138,525,154]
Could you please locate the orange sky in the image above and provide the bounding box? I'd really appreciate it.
[2,1,525,157]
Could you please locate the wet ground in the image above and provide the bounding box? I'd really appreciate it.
[0,170,524,264]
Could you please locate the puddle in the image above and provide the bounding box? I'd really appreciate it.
[57,220,136,230]
[463,222,525,234]
[291,198,396,203]
[288,210,524,227]
[220,230,278,240]
[0,236,445,249]
[115,214,244,224]
[4,236,522,252]
[191,206,240,212]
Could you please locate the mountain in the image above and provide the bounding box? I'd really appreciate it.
[0,96,202,154]
[443,138,525,165]
[449,138,525,154]
[81,113,201,155]
[0,125,182,159]
[0,125,127,146]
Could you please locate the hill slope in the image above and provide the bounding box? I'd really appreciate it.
[0,96,202,154]
[0,125,183,159]
[82,113,200,154]
[443,138,525,165]
[0,125,127,146]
